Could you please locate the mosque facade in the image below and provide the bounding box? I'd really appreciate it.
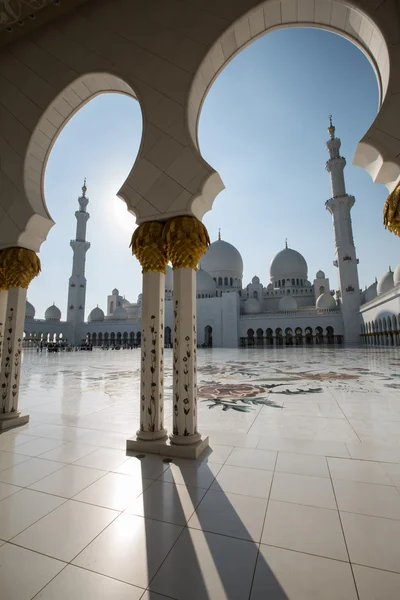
[23,123,400,348]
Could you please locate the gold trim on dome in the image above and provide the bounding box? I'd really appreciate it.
[383,184,400,238]
[0,247,41,289]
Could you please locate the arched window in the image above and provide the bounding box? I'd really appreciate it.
[282,279,285,287]
[204,325,213,347]
[296,278,299,285]
[326,326,335,344]
[224,277,228,285]
[109,301,114,314]
[230,278,233,286]
[253,291,258,299]
[218,277,223,285]
[319,286,325,294]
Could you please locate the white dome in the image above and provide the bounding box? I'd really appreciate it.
[45,304,61,321]
[270,247,307,280]
[377,269,394,295]
[365,280,378,302]
[112,306,128,320]
[112,288,119,296]
[137,293,143,305]
[165,265,173,291]
[200,239,243,278]
[25,300,35,319]
[316,270,325,279]
[243,298,261,314]
[88,306,104,322]
[394,264,400,286]
[121,298,130,307]
[127,304,140,318]
[278,295,298,311]
[316,293,336,309]
[196,269,216,296]
[252,276,260,285]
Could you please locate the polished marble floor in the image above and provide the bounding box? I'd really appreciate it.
[1,346,400,598]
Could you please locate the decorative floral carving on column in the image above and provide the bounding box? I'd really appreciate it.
[384,184,400,238]
[0,247,40,415]
[164,216,209,442]
[162,216,210,270]
[131,222,168,439]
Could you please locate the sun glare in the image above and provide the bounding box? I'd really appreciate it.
[111,196,137,233]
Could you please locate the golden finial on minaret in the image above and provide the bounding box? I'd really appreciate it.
[218,228,221,241]
[328,115,335,140]
[82,178,87,197]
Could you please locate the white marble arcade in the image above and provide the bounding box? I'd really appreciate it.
[1,346,400,599]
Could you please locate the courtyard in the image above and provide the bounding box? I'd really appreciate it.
[0,347,400,598]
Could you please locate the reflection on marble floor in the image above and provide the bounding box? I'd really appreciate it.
[19,346,400,445]
[1,347,400,599]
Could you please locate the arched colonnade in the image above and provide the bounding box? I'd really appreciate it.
[241,325,341,347]
[361,316,400,346]
[0,0,399,450]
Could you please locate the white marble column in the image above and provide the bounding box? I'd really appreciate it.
[0,289,8,370]
[170,268,201,445]
[0,287,29,429]
[137,270,167,441]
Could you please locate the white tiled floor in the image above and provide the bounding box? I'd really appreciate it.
[1,346,400,598]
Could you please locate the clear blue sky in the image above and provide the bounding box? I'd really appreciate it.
[29,28,398,319]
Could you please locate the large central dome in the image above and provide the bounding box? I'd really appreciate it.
[200,239,243,278]
[270,247,308,281]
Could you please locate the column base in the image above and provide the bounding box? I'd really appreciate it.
[126,435,209,460]
[136,429,168,442]
[170,432,202,446]
[0,412,29,431]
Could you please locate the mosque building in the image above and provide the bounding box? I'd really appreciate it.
[24,121,400,348]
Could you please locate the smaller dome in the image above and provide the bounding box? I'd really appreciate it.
[197,268,216,296]
[25,300,35,319]
[165,265,173,291]
[243,298,261,314]
[252,276,260,285]
[267,283,273,290]
[377,268,394,295]
[316,293,336,309]
[127,304,139,317]
[278,296,297,311]
[316,270,325,279]
[112,288,119,296]
[394,264,400,286]
[45,303,61,321]
[112,306,128,320]
[121,298,130,308]
[88,306,104,322]
[137,293,143,305]
[365,280,377,302]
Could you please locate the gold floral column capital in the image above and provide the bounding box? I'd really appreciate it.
[130,222,168,273]
[0,248,41,289]
[384,184,400,237]
[163,216,210,269]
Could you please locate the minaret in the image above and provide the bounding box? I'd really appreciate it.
[67,180,90,344]
[325,117,360,345]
